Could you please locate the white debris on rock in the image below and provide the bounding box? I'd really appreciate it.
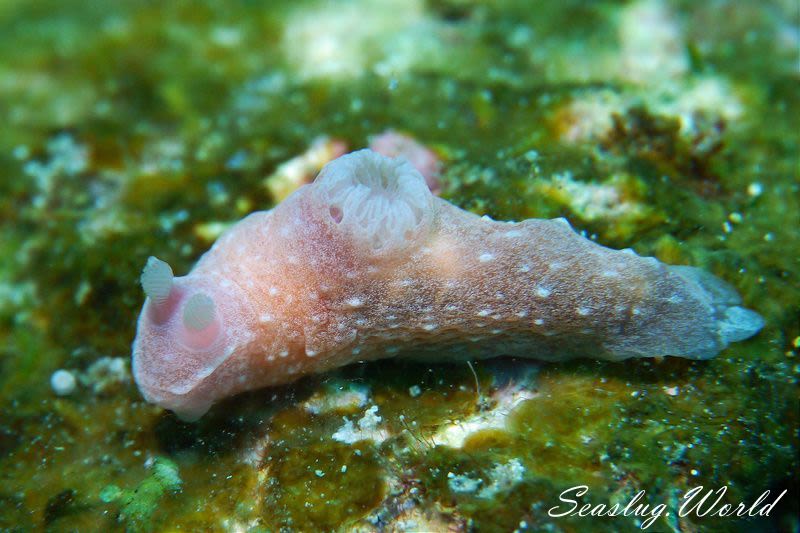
[264,136,348,202]
[303,383,370,415]
[479,459,526,498]
[447,459,526,499]
[447,472,482,494]
[649,77,743,134]
[618,0,688,84]
[556,90,627,143]
[282,0,446,81]
[79,356,130,395]
[23,133,89,208]
[332,405,390,445]
[535,172,646,223]
[139,137,185,176]
[51,369,77,396]
[431,387,536,449]
[0,281,36,319]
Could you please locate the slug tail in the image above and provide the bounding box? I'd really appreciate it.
[669,265,764,358]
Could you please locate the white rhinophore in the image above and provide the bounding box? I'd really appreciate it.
[141,256,174,303]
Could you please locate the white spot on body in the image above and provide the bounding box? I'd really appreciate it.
[577,307,590,316]
[479,253,495,263]
[518,264,531,273]
[279,349,289,358]
[503,230,523,238]
[535,287,551,298]
[306,348,318,357]
[259,313,273,323]
[423,323,437,331]
[478,309,492,317]
[516,310,528,318]
[346,297,364,308]
[534,319,544,326]
[269,286,279,296]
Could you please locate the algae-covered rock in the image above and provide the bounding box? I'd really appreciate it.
[101,457,182,532]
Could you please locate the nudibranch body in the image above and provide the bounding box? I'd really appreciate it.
[132,149,763,420]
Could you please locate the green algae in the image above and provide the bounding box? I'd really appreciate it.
[264,439,385,529]
[1,0,798,531]
[101,457,182,532]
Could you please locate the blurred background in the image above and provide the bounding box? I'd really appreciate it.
[0,0,797,531]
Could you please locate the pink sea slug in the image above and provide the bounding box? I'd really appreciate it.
[132,149,763,420]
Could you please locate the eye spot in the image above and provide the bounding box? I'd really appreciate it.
[183,293,216,331]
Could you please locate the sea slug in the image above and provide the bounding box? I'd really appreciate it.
[132,149,763,420]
